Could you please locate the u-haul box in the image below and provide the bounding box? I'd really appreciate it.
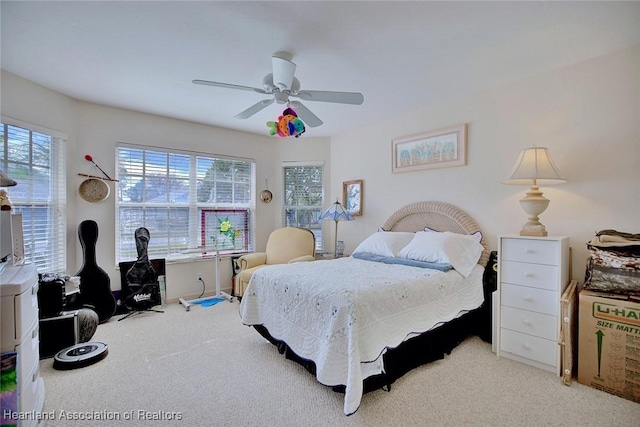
[578,289,640,403]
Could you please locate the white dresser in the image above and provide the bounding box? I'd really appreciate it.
[496,235,569,375]
[1,263,45,426]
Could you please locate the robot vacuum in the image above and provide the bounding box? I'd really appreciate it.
[53,342,108,370]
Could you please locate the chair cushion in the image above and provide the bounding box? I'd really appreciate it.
[265,227,315,265]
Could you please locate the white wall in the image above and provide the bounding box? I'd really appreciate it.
[329,45,640,281]
[1,70,330,300]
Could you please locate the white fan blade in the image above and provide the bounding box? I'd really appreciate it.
[288,101,323,128]
[294,90,364,105]
[193,79,268,94]
[234,99,274,119]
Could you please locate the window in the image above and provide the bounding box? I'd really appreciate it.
[116,144,255,262]
[0,121,67,273]
[282,162,324,252]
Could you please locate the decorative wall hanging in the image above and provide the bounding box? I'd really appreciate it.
[78,178,110,202]
[78,154,118,202]
[392,124,467,173]
[343,179,363,216]
[260,178,273,203]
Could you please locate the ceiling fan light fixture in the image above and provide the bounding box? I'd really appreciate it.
[274,91,289,104]
[262,73,275,92]
[272,55,296,90]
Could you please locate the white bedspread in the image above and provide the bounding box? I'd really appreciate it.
[239,256,484,415]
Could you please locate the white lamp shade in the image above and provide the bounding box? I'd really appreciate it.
[502,147,567,186]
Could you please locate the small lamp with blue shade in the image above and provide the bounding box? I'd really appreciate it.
[319,198,353,257]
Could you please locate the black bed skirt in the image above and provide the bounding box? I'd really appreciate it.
[252,251,496,395]
[253,302,491,394]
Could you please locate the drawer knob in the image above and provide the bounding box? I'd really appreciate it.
[523,319,532,326]
[524,272,535,278]
[524,296,534,302]
[525,249,535,254]
[523,343,531,350]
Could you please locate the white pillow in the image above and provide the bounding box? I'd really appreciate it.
[398,231,483,277]
[424,227,483,244]
[352,231,415,258]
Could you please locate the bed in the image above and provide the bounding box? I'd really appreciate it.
[239,201,495,415]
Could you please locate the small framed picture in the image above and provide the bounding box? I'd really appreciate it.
[343,179,363,216]
[392,123,467,173]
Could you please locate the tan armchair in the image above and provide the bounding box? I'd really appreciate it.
[236,227,316,297]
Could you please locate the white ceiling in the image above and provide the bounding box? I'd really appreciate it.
[2,1,639,138]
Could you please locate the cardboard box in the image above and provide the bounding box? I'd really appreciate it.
[578,289,640,403]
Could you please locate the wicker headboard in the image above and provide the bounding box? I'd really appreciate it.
[381,201,489,267]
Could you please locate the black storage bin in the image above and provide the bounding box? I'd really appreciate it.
[37,273,66,318]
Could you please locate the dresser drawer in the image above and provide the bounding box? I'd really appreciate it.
[18,362,45,424]
[1,280,39,343]
[501,283,558,316]
[15,318,40,390]
[500,328,558,367]
[501,260,559,291]
[501,238,559,265]
[500,306,558,341]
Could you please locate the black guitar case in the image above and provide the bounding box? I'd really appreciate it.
[121,227,161,311]
[75,220,116,323]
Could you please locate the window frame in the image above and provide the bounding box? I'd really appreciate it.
[0,117,67,273]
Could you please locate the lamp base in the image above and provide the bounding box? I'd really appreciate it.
[518,185,550,237]
[520,223,548,237]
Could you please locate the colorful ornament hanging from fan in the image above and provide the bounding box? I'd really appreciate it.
[266,107,306,138]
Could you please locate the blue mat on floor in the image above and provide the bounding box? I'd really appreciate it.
[193,297,224,307]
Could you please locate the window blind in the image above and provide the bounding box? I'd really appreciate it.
[1,121,67,273]
[116,144,255,262]
[282,162,324,252]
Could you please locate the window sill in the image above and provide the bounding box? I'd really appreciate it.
[116,250,249,269]
[166,250,249,264]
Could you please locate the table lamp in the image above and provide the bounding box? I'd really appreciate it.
[319,198,353,256]
[501,147,567,236]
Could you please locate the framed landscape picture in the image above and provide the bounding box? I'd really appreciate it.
[392,123,467,173]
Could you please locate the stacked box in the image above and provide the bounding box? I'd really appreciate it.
[577,289,640,403]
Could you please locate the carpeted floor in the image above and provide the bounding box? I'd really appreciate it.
[39,300,639,426]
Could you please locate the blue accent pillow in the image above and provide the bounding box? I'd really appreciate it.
[352,252,453,272]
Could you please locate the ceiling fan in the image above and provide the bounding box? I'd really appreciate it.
[193,52,364,128]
